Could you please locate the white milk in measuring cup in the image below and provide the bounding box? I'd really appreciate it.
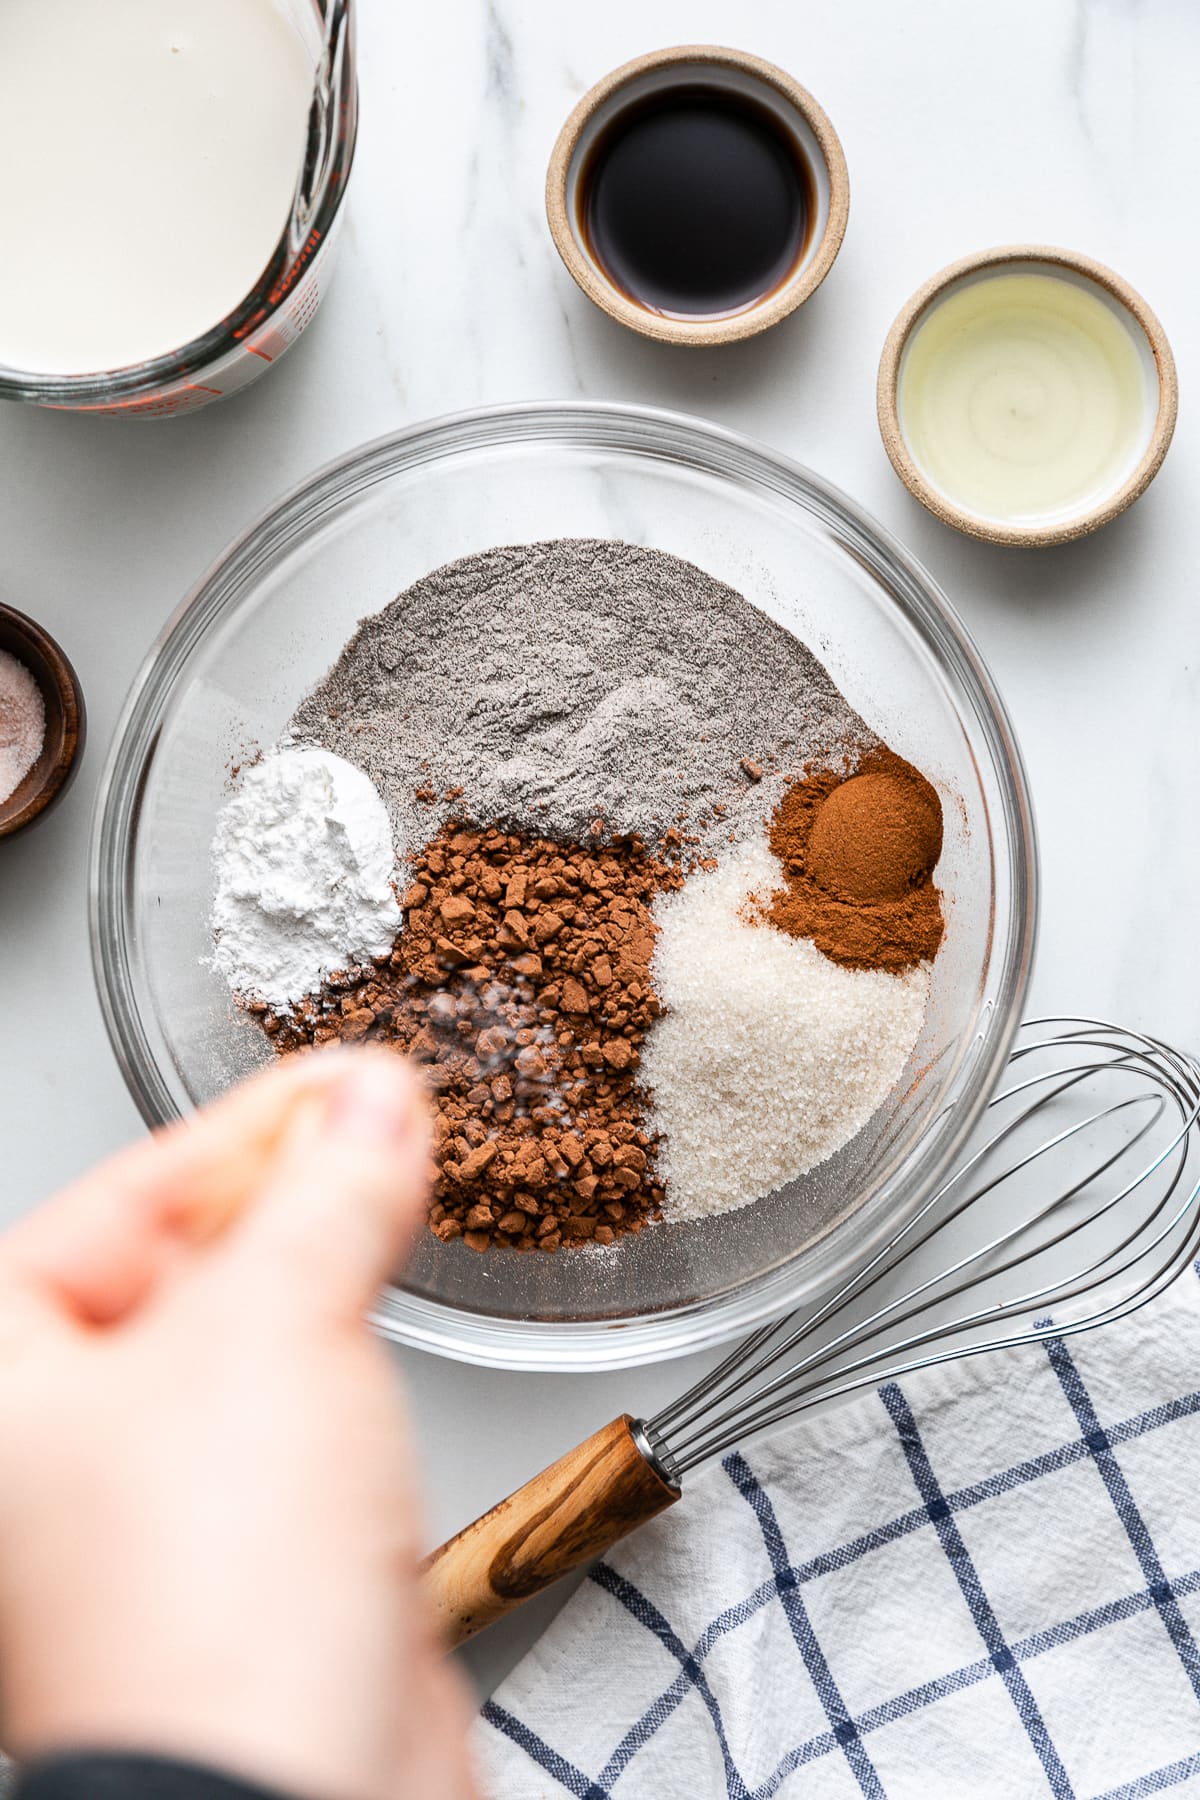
[0,0,356,415]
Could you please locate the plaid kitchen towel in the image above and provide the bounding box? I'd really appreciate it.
[476,1265,1200,1799]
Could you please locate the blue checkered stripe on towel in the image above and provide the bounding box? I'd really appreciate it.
[476,1268,1200,1799]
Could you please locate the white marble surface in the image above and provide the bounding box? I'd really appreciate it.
[1,0,1198,1697]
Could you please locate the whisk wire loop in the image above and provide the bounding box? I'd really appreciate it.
[659,1050,1172,1447]
[651,1019,1200,1480]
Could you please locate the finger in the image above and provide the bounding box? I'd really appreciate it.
[231,1051,431,1318]
[0,1051,356,1326]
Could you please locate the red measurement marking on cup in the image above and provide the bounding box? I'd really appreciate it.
[61,382,224,418]
[248,325,292,361]
[267,227,323,306]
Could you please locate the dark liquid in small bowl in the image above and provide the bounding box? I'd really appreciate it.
[580,84,816,321]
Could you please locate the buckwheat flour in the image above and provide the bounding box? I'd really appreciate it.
[290,539,875,861]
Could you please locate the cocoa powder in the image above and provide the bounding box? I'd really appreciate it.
[271,820,683,1250]
[760,748,945,972]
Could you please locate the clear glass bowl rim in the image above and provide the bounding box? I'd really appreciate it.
[89,399,1039,1370]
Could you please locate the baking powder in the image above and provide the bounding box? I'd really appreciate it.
[211,747,402,1009]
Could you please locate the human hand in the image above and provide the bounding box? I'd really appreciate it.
[0,1050,478,1800]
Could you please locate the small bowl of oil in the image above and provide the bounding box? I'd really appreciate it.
[877,245,1177,547]
[546,45,850,348]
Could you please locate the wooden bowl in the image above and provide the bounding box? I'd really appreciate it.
[877,245,1178,547]
[546,45,850,347]
[0,603,86,840]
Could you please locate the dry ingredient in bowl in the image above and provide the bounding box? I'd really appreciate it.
[213,538,948,1249]
[211,747,401,1010]
[642,835,929,1221]
[0,648,45,804]
[272,819,683,1250]
[290,539,876,858]
[763,748,945,970]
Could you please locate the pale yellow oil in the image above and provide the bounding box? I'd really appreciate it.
[898,271,1153,525]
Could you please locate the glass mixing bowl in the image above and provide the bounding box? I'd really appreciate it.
[91,402,1037,1369]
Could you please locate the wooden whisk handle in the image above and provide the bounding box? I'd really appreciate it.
[424,1414,680,1646]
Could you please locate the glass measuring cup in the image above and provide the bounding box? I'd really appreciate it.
[0,0,357,419]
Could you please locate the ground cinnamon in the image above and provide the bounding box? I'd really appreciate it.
[270,819,683,1250]
[760,747,944,972]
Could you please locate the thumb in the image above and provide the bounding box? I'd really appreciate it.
[232,1051,432,1316]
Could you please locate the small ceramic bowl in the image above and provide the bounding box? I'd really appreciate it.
[877,245,1178,548]
[546,45,850,347]
[0,603,86,839]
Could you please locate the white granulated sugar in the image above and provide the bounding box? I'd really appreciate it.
[642,835,929,1222]
[211,747,401,1009]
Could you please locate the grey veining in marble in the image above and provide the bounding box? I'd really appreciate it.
[1,0,1198,1699]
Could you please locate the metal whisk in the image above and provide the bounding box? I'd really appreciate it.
[426,1018,1200,1644]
